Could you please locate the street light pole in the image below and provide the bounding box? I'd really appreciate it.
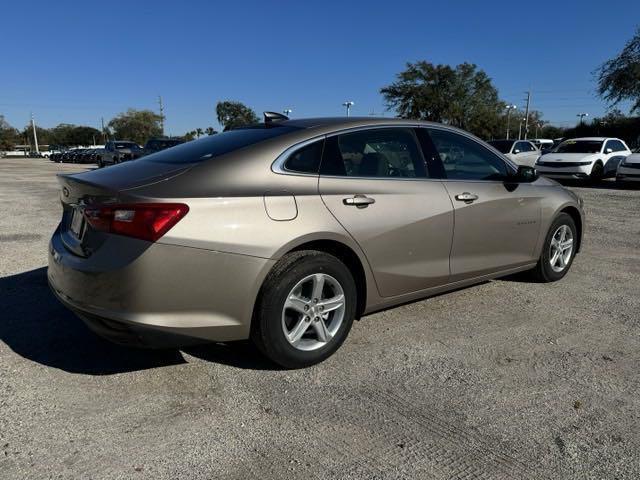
[577,112,589,125]
[505,105,516,139]
[518,118,525,140]
[30,112,39,155]
[523,91,531,139]
[342,101,354,117]
[283,108,292,117]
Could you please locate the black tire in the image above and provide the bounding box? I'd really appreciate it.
[589,161,604,184]
[530,213,577,282]
[251,250,357,369]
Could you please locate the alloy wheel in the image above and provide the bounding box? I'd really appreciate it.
[281,273,346,351]
[549,225,573,273]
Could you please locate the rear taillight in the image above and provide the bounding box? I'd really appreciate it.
[84,203,189,242]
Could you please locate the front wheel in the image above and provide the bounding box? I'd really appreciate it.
[529,213,577,282]
[589,162,604,183]
[251,251,357,368]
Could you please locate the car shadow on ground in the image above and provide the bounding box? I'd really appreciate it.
[0,267,276,374]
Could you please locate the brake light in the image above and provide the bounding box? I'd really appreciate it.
[84,203,189,242]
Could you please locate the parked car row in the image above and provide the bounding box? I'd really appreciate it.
[50,148,105,164]
[47,138,185,167]
[487,136,637,185]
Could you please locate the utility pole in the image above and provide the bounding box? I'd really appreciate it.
[31,113,39,155]
[505,105,516,139]
[342,101,354,117]
[158,95,165,136]
[523,91,531,140]
[101,117,106,142]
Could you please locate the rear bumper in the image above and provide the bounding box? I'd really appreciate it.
[48,227,275,347]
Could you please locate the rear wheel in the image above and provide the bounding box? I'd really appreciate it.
[251,251,357,368]
[530,213,577,282]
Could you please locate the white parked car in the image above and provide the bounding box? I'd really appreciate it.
[488,139,541,167]
[536,137,631,182]
[616,149,640,183]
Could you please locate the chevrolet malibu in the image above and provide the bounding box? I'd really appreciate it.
[48,115,585,368]
[536,137,631,182]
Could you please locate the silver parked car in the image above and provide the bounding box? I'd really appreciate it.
[48,115,585,368]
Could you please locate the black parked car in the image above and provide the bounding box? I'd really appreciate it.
[142,137,184,155]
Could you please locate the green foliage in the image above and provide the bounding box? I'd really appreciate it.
[48,124,102,147]
[381,61,505,138]
[563,112,640,148]
[596,28,640,113]
[108,109,163,145]
[0,115,20,150]
[205,127,217,136]
[215,101,259,131]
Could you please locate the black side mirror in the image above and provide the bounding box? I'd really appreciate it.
[514,165,538,182]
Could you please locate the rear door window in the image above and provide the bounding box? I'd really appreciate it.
[321,128,427,178]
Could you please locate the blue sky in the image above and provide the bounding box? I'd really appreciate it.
[2,0,639,134]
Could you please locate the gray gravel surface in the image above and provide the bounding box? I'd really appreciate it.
[1,158,639,479]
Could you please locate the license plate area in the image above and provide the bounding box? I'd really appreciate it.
[69,208,85,238]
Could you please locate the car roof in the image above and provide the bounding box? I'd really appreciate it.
[569,137,610,142]
[276,116,437,130]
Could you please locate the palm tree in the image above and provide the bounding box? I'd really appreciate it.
[205,127,217,136]
[195,128,204,138]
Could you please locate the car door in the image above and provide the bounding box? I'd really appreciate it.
[318,127,454,298]
[511,141,528,166]
[523,142,540,166]
[603,140,629,175]
[424,127,542,282]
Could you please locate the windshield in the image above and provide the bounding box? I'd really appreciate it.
[145,125,303,164]
[488,140,514,154]
[555,140,603,154]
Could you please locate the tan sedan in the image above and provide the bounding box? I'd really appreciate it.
[48,115,584,368]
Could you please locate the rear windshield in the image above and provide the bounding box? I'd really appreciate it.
[555,140,603,154]
[488,140,514,154]
[143,125,302,164]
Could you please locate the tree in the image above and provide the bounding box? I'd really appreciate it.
[108,109,163,145]
[215,101,259,131]
[0,115,20,151]
[205,127,217,135]
[381,61,505,139]
[49,123,101,147]
[596,28,640,113]
[195,128,204,138]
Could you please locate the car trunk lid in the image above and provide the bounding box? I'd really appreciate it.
[56,160,193,257]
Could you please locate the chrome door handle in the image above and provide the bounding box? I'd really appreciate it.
[455,192,478,203]
[343,195,376,208]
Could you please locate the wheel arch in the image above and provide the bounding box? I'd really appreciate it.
[255,237,370,321]
[559,206,583,252]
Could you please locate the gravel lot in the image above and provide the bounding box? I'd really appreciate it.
[1,157,639,479]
